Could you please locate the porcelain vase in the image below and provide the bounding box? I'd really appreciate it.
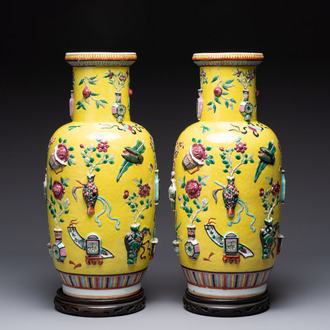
[169,53,286,317]
[45,52,159,316]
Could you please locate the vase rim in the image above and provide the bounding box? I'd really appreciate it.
[192,52,264,66]
[65,52,137,67]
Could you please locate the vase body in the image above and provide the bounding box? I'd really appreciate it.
[45,52,159,316]
[170,53,286,316]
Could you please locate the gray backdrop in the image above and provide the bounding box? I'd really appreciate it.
[1,1,329,328]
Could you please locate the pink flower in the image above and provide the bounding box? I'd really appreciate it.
[138,184,150,197]
[56,144,69,162]
[97,141,109,152]
[52,181,65,200]
[191,143,207,160]
[259,188,264,197]
[234,142,247,153]
[219,147,225,152]
[185,179,202,199]
[271,181,280,195]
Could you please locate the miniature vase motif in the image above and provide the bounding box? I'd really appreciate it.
[45,53,159,312]
[169,53,286,315]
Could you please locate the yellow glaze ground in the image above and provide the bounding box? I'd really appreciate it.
[173,65,282,273]
[46,66,157,276]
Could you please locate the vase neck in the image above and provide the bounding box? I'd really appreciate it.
[72,66,131,123]
[199,65,258,122]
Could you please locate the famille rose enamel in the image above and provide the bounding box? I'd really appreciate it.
[169,53,286,317]
[45,52,159,316]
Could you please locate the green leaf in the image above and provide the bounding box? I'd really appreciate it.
[223,169,228,173]
[59,219,65,223]
[82,103,86,110]
[96,153,101,158]
[79,78,85,85]
[195,218,201,223]
[236,169,241,174]
[140,214,144,219]
[192,138,196,142]
[230,98,236,103]
[95,167,100,172]
[225,100,229,108]
[214,97,221,104]
[205,146,212,151]
[207,101,213,106]
[140,200,144,205]
[90,157,94,163]
[222,84,229,91]
[211,76,219,83]
[68,146,74,151]
[203,207,208,212]
[226,79,234,84]
[109,160,114,164]
[213,104,216,113]
[64,210,69,214]
[235,155,241,160]
[223,160,229,164]
[250,159,254,163]
[100,99,108,104]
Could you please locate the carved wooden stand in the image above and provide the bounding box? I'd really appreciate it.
[54,288,145,317]
[183,289,270,317]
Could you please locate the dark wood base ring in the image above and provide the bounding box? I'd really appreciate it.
[183,289,270,317]
[54,288,146,317]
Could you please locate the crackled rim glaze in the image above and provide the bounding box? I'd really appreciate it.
[193,52,264,66]
[65,52,137,67]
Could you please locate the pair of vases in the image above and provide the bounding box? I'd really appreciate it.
[45,52,285,317]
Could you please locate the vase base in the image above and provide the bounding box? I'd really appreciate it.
[183,289,270,317]
[54,288,145,317]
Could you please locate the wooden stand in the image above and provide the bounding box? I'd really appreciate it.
[183,289,270,317]
[54,288,145,317]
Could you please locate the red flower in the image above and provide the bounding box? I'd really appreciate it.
[123,190,129,199]
[259,188,264,197]
[185,179,202,199]
[97,141,109,152]
[234,142,247,153]
[138,184,150,197]
[56,144,69,162]
[52,180,65,200]
[271,181,281,195]
[191,143,207,160]
[119,74,127,82]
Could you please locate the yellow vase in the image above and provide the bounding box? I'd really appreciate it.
[169,53,286,316]
[45,52,159,316]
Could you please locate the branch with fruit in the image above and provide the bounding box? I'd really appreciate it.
[76,75,108,110]
[207,73,236,113]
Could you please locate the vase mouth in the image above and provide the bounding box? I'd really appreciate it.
[192,52,264,66]
[65,52,137,67]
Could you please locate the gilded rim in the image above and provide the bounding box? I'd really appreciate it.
[65,52,137,67]
[192,52,264,66]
